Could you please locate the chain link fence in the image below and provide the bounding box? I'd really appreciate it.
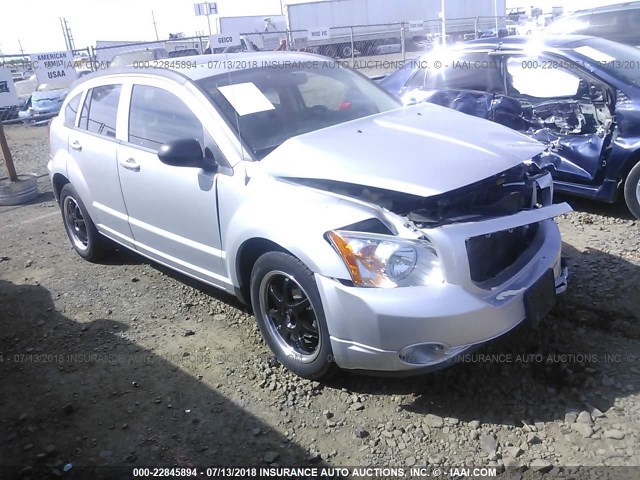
[2,15,514,124]
[89,15,511,64]
[1,48,91,125]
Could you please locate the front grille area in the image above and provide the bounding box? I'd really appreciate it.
[466,223,539,284]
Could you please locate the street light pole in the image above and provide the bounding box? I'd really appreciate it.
[152,10,159,41]
[494,0,499,33]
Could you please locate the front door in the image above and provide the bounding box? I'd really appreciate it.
[116,83,228,288]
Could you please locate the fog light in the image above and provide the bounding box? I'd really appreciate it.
[399,343,468,366]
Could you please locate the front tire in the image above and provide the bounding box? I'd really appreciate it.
[59,184,110,262]
[624,162,640,220]
[250,251,334,379]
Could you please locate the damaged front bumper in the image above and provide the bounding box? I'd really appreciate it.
[17,109,58,124]
[316,203,571,374]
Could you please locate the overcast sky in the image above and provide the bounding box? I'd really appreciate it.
[0,0,626,55]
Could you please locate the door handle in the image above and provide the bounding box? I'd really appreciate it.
[70,140,82,151]
[119,158,140,172]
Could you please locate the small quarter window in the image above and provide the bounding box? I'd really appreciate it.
[63,93,81,128]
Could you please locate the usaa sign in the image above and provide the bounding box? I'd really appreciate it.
[30,50,77,86]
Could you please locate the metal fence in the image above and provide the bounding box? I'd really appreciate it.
[90,15,513,65]
[1,15,517,124]
[1,48,90,124]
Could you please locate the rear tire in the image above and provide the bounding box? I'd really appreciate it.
[624,162,640,220]
[59,184,110,262]
[250,251,334,380]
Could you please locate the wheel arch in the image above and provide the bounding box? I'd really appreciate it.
[618,148,640,186]
[234,237,294,305]
[52,173,70,204]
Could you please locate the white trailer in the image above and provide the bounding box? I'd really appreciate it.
[216,15,286,34]
[285,0,506,57]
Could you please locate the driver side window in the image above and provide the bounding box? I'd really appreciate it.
[506,56,581,98]
[128,85,204,152]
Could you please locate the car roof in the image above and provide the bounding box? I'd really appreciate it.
[72,51,330,88]
[462,34,597,50]
[562,1,640,16]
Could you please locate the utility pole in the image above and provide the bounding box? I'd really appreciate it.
[152,10,160,41]
[60,17,70,50]
[63,18,76,51]
[60,17,76,52]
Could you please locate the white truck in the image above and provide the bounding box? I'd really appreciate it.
[284,0,507,57]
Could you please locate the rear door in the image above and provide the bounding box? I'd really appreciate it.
[115,80,229,288]
[67,84,134,247]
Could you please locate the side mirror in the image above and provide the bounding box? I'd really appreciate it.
[158,138,204,168]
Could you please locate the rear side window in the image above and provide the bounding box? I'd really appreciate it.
[506,56,580,98]
[63,93,82,128]
[78,85,121,138]
[128,85,203,151]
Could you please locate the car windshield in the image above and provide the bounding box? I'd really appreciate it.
[196,62,400,159]
[568,37,640,86]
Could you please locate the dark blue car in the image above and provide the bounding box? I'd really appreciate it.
[379,35,640,219]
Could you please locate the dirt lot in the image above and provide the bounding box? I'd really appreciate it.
[1,125,639,477]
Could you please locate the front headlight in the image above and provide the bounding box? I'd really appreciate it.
[326,230,443,288]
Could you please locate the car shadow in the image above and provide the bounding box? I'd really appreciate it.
[0,279,315,476]
[324,242,640,426]
[102,248,249,314]
[555,193,636,221]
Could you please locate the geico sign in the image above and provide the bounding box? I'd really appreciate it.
[210,34,240,47]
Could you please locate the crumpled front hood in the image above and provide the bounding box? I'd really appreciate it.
[261,103,546,198]
[32,89,67,104]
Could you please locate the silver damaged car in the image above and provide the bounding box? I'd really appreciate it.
[48,53,570,379]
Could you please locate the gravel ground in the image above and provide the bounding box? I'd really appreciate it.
[1,125,639,477]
